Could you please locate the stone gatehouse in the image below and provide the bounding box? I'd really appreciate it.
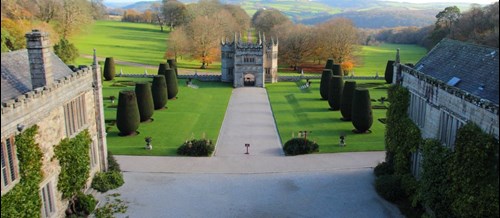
[221,32,278,88]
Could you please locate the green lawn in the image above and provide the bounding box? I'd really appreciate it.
[267,79,389,153]
[72,21,168,66]
[352,43,427,76]
[102,77,232,156]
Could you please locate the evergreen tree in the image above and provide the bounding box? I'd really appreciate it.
[167,59,178,76]
[151,75,168,110]
[351,88,373,133]
[332,64,342,76]
[165,68,178,99]
[320,69,333,100]
[116,90,140,136]
[135,82,154,122]
[103,57,116,81]
[340,81,356,121]
[328,76,344,111]
[53,38,79,64]
[385,60,395,84]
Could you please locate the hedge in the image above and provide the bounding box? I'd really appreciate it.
[151,75,168,110]
[319,69,333,100]
[167,59,178,76]
[340,81,356,121]
[135,82,154,122]
[165,68,178,99]
[283,138,319,156]
[351,88,373,133]
[103,57,115,81]
[116,90,140,136]
[177,139,214,156]
[384,60,395,84]
[327,76,343,111]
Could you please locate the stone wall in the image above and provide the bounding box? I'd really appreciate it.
[401,65,499,139]
[1,66,105,216]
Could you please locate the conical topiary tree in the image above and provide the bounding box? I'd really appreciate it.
[384,60,395,84]
[340,81,357,121]
[167,59,178,76]
[103,57,115,81]
[116,90,140,136]
[351,88,373,133]
[325,58,334,70]
[151,75,168,110]
[332,64,342,76]
[320,69,333,100]
[157,63,169,77]
[135,82,154,122]
[328,76,344,111]
[165,68,178,99]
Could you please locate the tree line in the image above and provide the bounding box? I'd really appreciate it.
[360,2,499,49]
[155,0,359,71]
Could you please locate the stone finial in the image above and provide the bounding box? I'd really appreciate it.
[396,48,400,64]
[25,29,52,90]
[93,48,98,66]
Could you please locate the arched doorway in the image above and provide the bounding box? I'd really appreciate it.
[244,73,255,86]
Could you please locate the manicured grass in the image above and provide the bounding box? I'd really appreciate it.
[102,77,232,156]
[72,20,168,66]
[267,79,389,153]
[352,43,427,76]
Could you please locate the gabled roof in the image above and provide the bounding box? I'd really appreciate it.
[414,38,499,105]
[1,49,73,102]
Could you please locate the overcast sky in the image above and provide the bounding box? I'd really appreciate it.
[104,0,496,4]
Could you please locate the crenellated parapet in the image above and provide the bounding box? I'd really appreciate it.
[1,66,94,116]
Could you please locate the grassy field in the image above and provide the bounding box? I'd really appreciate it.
[267,79,389,153]
[72,21,168,66]
[102,77,232,156]
[73,21,426,77]
[351,44,427,76]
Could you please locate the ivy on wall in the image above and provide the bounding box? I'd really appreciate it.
[385,85,420,175]
[1,125,43,218]
[54,129,91,200]
[449,122,499,217]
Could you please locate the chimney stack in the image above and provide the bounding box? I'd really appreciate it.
[25,29,52,89]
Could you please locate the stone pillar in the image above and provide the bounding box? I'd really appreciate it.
[25,29,52,90]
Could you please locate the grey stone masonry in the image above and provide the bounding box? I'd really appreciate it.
[25,30,53,89]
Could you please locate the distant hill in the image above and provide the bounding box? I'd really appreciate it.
[121,1,160,11]
[113,0,475,29]
[300,8,439,28]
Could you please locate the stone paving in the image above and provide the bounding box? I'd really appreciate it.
[214,87,283,157]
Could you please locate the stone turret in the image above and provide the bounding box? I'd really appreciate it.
[25,29,52,90]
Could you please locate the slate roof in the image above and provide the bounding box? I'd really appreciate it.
[1,49,73,102]
[414,38,499,105]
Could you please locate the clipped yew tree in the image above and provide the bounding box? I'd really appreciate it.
[103,57,115,81]
[157,63,169,77]
[165,68,178,99]
[325,58,334,70]
[351,88,373,133]
[340,81,357,121]
[385,60,395,84]
[328,76,344,111]
[135,82,154,122]
[167,59,178,76]
[320,69,333,100]
[116,90,140,136]
[151,75,168,110]
[332,64,342,76]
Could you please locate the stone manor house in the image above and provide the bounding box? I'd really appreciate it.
[221,32,278,88]
[393,38,499,177]
[1,30,107,217]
